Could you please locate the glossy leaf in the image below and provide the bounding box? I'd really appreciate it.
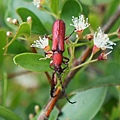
[4,22,30,49]
[7,40,27,54]
[17,7,47,34]
[78,76,119,91]
[69,68,120,93]
[13,53,51,72]
[59,87,107,120]
[0,106,22,120]
[50,0,59,15]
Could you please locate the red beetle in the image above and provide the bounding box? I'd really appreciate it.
[50,20,75,104]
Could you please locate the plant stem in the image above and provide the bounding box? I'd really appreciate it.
[108,32,117,36]
[70,52,94,71]
[70,58,97,71]
[37,87,61,120]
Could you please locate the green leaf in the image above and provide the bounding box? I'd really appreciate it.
[4,22,30,49]
[80,2,89,17]
[49,107,59,120]
[78,76,119,91]
[7,40,27,54]
[89,13,101,30]
[13,53,51,72]
[50,0,59,15]
[79,0,114,6]
[0,106,22,120]
[0,30,7,66]
[0,0,8,27]
[92,111,108,120]
[106,62,120,79]
[17,7,47,34]
[59,87,107,120]
[61,0,82,34]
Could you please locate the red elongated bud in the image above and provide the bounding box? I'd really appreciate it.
[52,20,65,52]
[98,51,112,60]
[98,53,107,60]
[86,34,93,41]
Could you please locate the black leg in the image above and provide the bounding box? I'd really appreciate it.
[64,29,75,40]
[57,74,76,104]
[50,72,57,97]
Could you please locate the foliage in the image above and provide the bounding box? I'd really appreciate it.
[0,0,120,120]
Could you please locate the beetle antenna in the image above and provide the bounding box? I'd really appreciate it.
[58,74,76,104]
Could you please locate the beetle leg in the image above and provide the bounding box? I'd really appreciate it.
[57,74,76,104]
[63,56,69,64]
[61,56,69,71]
[50,71,57,97]
[64,30,75,40]
[45,35,52,40]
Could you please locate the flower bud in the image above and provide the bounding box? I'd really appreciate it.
[6,31,13,37]
[27,16,32,23]
[86,34,93,41]
[29,113,34,120]
[98,51,112,60]
[34,105,40,113]
[12,19,19,26]
[6,17,13,24]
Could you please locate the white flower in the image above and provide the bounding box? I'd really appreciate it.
[93,27,116,51]
[33,0,40,5]
[31,36,48,49]
[33,0,42,7]
[70,15,90,32]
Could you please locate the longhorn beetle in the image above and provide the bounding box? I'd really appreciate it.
[49,20,76,104]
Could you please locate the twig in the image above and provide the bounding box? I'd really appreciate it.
[37,87,61,120]
[102,5,120,33]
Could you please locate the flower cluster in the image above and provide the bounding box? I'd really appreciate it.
[92,27,116,54]
[31,36,49,51]
[70,15,90,32]
[33,0,43,8]
[70,14,116,58]
[31,36,52,59]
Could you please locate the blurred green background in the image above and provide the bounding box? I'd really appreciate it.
[0,0,120,120]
